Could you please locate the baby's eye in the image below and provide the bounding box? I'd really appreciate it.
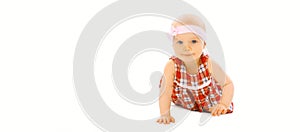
[177,40,183,44]
[192,40,198,44]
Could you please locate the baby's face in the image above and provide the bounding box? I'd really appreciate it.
[172,33,204,62]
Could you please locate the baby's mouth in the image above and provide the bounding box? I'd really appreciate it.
[181,53,195,56]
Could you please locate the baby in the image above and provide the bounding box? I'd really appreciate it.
[157,14,234,124]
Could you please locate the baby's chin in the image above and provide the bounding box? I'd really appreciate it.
[177,55,200,62]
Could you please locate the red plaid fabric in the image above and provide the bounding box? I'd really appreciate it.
[160,54,233,113]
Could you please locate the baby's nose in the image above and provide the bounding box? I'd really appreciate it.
[183,44,192,51]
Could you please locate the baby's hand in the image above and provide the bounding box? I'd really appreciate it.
[209,104,227,116]
[156,114,175,124]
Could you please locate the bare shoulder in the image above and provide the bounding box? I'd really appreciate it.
[207,58,224,74]
[164,59,175,75]
[160,59,175,88]
[207,58,227,84]
[165,59,175,68]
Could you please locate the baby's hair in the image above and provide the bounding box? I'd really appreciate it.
[172,14,206,32]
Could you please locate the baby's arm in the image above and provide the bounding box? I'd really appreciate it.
[157,60,175,124]
[208,58,234,116]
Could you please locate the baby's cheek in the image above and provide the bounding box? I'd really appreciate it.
[194,49,202,55]
[173,48,183,55]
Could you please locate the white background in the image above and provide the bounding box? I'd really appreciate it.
[1,0,300,131]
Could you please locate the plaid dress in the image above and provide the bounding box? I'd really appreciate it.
[160,53,233,113]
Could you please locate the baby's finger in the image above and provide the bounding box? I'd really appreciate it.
[217,108,223,116]
[222,109,227,115]
[215,109,220,116]
[171,117,175,123]
[211,106,219,116]
[166,118,170,124]
[160,119,164,124]
[157,119,162,124]
[163,118,167,124]
[210,107,216,116]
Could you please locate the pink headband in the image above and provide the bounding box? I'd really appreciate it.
[170,25,207,42]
